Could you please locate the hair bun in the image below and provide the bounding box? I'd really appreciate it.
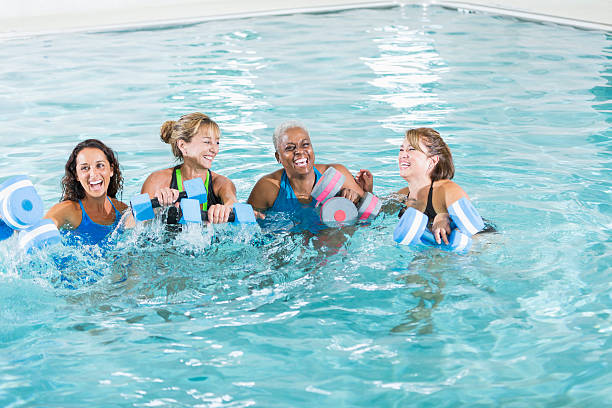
[160,120,176,144]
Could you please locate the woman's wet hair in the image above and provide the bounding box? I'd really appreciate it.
[61,139,123,202]
[273,120,308,152]
[160,112,220,160]
[405,128,455,181]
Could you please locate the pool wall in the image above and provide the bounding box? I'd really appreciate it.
[1,0,611,38]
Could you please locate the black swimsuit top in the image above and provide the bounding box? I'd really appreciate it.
[398,181,437,228]
[169,165,222,208]
[424,181,437,228]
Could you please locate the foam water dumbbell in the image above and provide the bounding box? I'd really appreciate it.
[393,207,472,252]
[311,167,346,207]
[393,198,484,252]
[318,197,358,225]
[357,192,382,222]
[130,177,207,222]
[169,199,257,225]
[0,175,44,231]
[0,219,13,241]
[447,197,485,236]
[311,167,382,226]
[18,219,61,253]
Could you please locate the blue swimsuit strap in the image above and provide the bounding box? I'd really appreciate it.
[274,167,323,211]
[78,197,120,226]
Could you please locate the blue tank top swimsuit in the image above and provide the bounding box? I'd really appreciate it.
[71,197,121,245]
[271,167,323,212]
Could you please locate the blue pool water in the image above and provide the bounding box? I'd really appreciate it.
[1,4,611,406]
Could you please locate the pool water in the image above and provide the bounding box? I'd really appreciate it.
[1,4,611,406]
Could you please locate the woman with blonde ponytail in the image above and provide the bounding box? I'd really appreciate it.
[141,112,237,223]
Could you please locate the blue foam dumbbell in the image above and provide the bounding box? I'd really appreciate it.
[448,197,485,236]
[18,219,61,253]
[130,177,207,222]
[393,198,484,252]
[0,175,44,231]
[169,199,257,225]
[0,219,14,241]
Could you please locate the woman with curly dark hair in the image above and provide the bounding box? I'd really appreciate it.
[44,139,128,244]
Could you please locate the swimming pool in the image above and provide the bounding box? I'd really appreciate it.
[1,4,611,406]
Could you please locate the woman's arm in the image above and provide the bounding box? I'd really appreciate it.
[431,181,470,244]
[44,201,81,229]
[208,173,238,223]
[247,174,280,213]
[141,168,179,206]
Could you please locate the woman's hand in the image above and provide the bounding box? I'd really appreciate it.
[354,169,373,193]
[206,204,234,224]
[431,213,451,245]
[154,187,180,207]
[339,187,361,205]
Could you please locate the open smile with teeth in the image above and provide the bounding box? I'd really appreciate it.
[399,161,410,168]
[294,158,308,168]
[89,180,103,191]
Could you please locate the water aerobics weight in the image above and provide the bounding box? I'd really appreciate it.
[0,175,61,252]
[131,177,256,225]
[311,167,382,225]
[393,197,485,252]
[130,177,207,222]
[168,201,257,224]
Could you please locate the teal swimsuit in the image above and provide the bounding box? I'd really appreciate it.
[265,168,325,233]
[70,197,121,245]
[271,167,323,211]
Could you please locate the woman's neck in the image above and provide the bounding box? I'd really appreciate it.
[405,174,432,200]
[82,194,111,214]
[288,170,317,199]
[180,161,209,180]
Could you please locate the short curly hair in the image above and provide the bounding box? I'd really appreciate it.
[61,139,123,202]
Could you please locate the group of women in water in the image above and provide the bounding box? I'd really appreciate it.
[42,112,472,246]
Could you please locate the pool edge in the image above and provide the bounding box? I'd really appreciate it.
[434,1,612,32]
[1,0,610,40]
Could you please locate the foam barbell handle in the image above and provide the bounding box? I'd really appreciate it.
[150,191,188,209]
[420,228,472,252]
[131,191,190,222]
[170,200,257,224]
[200,203,257,224]
[201,210,235,223]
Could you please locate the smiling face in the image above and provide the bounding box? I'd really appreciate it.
[178,127,220,170]
[275,127,315,177]
[75,147,114,199]
[398,138,432,180]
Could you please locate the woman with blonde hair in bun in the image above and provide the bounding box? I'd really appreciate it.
[141,112,237,223]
